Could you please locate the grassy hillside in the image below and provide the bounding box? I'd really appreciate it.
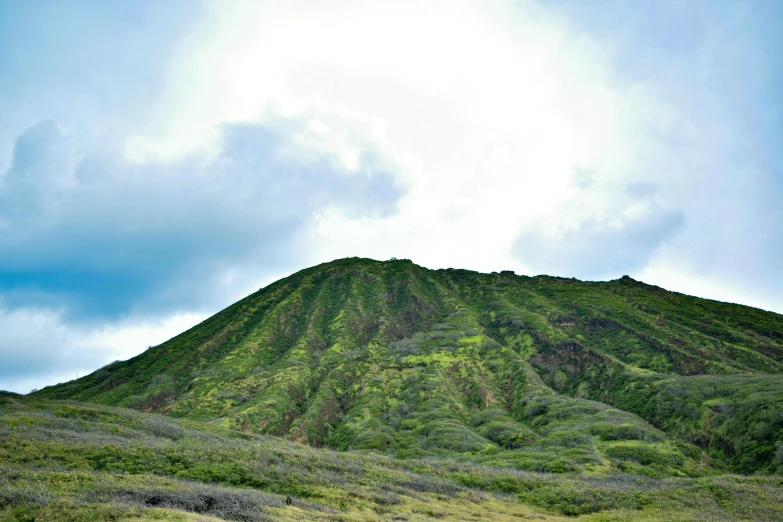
[33,257,783,474]
[3,392,783,521]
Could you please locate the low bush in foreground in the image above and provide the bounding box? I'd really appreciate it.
[2,393,783,520]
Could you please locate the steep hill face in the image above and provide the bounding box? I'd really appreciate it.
[34,258,783,475]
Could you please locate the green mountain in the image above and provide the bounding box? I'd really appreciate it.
[34,257,783,477]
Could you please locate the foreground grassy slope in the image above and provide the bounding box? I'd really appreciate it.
[3,392,783,521]
[33,257,783,473]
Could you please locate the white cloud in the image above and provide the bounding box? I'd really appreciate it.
[116,0,781,311]
[0,102,409,319]
[1,1,781,393]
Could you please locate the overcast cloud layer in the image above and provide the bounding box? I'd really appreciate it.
[1,0,781,393]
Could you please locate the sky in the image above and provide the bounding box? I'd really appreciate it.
[0,0,781,393]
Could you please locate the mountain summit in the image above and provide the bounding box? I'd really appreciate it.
[35,257,783,475]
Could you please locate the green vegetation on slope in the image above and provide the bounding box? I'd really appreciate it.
[3,392,783,521]
[32,257,783,474]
